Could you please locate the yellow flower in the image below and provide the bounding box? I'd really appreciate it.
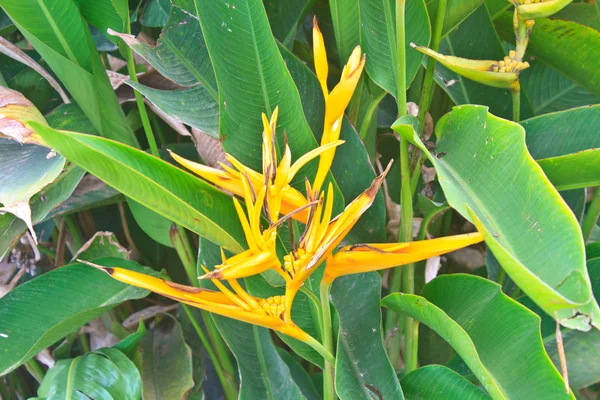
[280,165,391,322]
[323,232,484,283]
[79,259,333,362]
[170,108,343,224]
[412,45,529,90]
[312,17,366,195]
[511,0,573,20]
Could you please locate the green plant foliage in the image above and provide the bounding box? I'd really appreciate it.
[400,365,489,400]
[33,348,141,400]
[397,106,600,330]
[140,315,194,399]
[383,275,573,400]
[32,124,245,253]
[359,0,431,96]
[331,273,404,399]
[1,0,138,146]
[0,258,153,376]
[2,1,600,398]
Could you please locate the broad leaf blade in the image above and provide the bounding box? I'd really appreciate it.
[426,0,484,37]
[382,274,573,400]
[1,0,138,146]
[33,124,245,253]
[0,258,152,376]
[331,273,404,400]
[359,0,431,96]
[495,14,600,98]
[140,315,194,400]
[400,365,490,400]
[36,348,141,399]
[397,105,600,330]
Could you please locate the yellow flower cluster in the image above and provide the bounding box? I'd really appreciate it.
[90,19,483,360]
[489,51,530,73]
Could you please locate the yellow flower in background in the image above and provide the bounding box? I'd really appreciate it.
[412,45,529,90]
[511,0,573,20]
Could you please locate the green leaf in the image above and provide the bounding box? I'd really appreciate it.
[495,14,600,98]
[126,81,219,138]
[265,0,314,47]
[400,365,490,400]
[140,0,170,27]
[276,348,321,400]
[178,307,206,399]
[1,0,138,146]
[198,238,306,399]
[359,0,431,96]
[114,6,217,95]
[140,315,194,400]
[396,105,600,330]
[521,105,600,190]
[75,0,127,42]
[553,3,600,31]
[382,274,573,400]
[127,198,174,248]
[0,258,152,376]
[113,320,147,359]
[0,166,84,259]
[73,231,129,261]
[331,273,404,400]
[433,5,532,120]
[33,124,245,253]
[328,0,360,63]
[426,0,484,37]
[519,61,600,116]
[194,0,327,179]
[36,348,141,399]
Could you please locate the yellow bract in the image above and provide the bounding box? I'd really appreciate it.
[512,0,573,20]
[92,18,484,354]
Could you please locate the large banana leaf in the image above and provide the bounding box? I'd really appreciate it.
[0,0,138,147]
[33,124,245,253]
[359,0,431,97]
[400,365,489,400]
[328,0,360,63]
[396,106,600,330]
[0,258,152,376]
[331,273,404,399]
[382,274,573,400]
[426,0,484,37]
[265,0,314,47]
[521,105,600,190]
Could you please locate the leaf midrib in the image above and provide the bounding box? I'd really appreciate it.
[40,129,242,253]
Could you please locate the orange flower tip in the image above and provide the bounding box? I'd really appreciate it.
[164,280,206,294]
[77,259,113,275]
[199,269,223,280]
[313,15,319,30]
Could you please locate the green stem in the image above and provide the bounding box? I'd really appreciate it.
[511,85,521,122]
[320,280,336,400]
[24,358,45,384]
[582,188,600,242]
[125,21,159,157]
[182,304,238,400]
[417,0,447,128]
[170,224,199,286]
